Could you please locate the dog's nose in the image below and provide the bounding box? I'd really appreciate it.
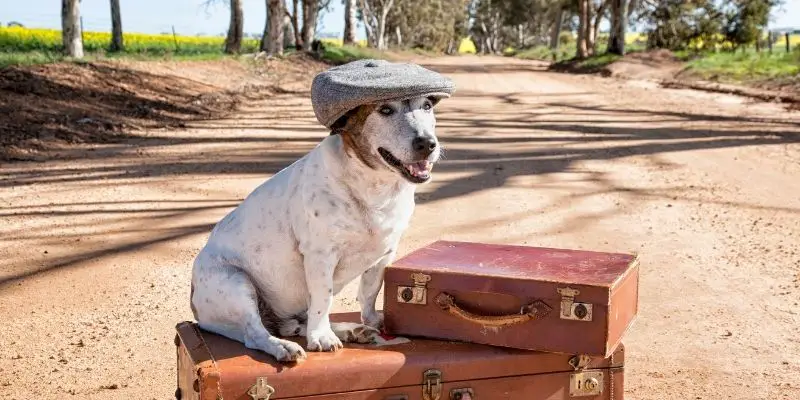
[412,136,437,158]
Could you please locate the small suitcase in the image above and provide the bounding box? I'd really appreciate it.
[174,312,625,400]
[383,240,639,357]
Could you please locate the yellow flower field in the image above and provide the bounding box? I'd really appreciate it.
[0,26,260,54]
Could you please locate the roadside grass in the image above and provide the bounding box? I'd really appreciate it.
[0,50,231,68]
[318,45,385,64]
[681,49,800,83]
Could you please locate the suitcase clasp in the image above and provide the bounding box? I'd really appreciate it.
[422,369,442,400]
[247,377,275,400]
[397,273,431,305]
[569,370,604,397]
[557,287,593,322]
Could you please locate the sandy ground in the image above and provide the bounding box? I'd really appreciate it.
[1,55,799,400]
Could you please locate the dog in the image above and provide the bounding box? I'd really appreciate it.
[189,95,442,362]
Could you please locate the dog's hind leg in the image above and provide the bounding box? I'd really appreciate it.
[330,322,381,344]
[192,262,306,362]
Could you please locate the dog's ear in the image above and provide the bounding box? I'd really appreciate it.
[427,96,442,107]
[330,105,375,136]
[330,111,351,136]
[333,104,379,169]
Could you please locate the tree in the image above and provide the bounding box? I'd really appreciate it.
[260,0,287,53]
[724,0,781,50]
[645,0,723,51]
[607,0,627,54]
[577,0,589,58]
[384,0,469,52]
[358,0,395,50]
[109,0,124,52]
[61,0,83,58]
[301,0,319,51]
[550,3,566,50]
[268,0,286,54]
[224,0,244,53]
[343,0,357,44]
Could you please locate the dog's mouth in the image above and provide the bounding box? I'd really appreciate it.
[378,147,433,184]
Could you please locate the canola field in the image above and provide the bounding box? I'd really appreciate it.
[0,26,260,54]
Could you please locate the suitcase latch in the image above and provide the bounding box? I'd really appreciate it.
[557,287,593,322]
[569,370,604,397]
[398,273,431,305]
[422,369,442,400]
[247,377,275,400]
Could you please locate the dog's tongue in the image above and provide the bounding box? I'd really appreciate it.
[405,161,432,179]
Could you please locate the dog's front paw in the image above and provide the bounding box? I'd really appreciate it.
[362,310,384,330]
[273,339,307,362]
[306,327,343,352]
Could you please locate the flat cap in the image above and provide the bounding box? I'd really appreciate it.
[311,59,455,128]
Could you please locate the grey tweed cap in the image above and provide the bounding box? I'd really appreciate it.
[310,59,456,128]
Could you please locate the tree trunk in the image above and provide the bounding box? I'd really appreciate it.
[61,0,83,58]
[260,0,269,52]
[283,15,295,48]
[357,0,379,48]
[291,0,302,49]
[109,0,123,52]
[550,7,564,50]
[269,0,286,55]
[395,25,402,47]
[607,0,627,55]
[301,0,319,51]
[261,0,285,55]
[589,1,607,55]
[491,10,500,53]
[343,0,356,45]
[376,0,394,50]
[577,0,589,59]
[225,0,244,54]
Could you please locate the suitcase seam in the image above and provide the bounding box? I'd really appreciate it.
[189,323,223,400]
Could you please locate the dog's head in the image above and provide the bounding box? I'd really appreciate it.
[331,95,442,184]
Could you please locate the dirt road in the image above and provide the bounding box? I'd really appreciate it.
[1,55,799,400]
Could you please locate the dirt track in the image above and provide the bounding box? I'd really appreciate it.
[1,55,799,400]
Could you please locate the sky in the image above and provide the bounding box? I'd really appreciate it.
[3,0,799,38]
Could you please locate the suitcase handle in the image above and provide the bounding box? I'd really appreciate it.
[434,292,552,327]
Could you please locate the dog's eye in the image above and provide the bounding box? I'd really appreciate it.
[379,106,394,116]
[423,102,432,111]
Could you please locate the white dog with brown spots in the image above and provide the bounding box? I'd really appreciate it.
[190,95,445,362]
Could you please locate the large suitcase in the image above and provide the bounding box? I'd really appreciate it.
[174,312,625,400]
[383,241,639,358]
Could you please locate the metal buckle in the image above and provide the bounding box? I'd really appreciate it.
[569,370,604,397]
[397,273,431,305]
[557,287,593,321]
[422,369,442,400]
[247,377,275,400]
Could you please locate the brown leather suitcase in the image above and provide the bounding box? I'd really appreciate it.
[174,312,625,400]
[383,241,639,358]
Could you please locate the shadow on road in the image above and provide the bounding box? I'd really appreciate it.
[2,86,799,287]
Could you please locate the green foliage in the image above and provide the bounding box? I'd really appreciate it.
[385,0,470,52]
[512,44,575,62]
[684,48,800,82]
[559,31,574,46]
[318,45,385,64]
[577,52,623,69]
[0,50,64,67]
[646,0,724,51]
[722,0,781,48]
[0,50,228,68]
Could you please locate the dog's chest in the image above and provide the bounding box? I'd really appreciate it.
[331,198,412,284]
